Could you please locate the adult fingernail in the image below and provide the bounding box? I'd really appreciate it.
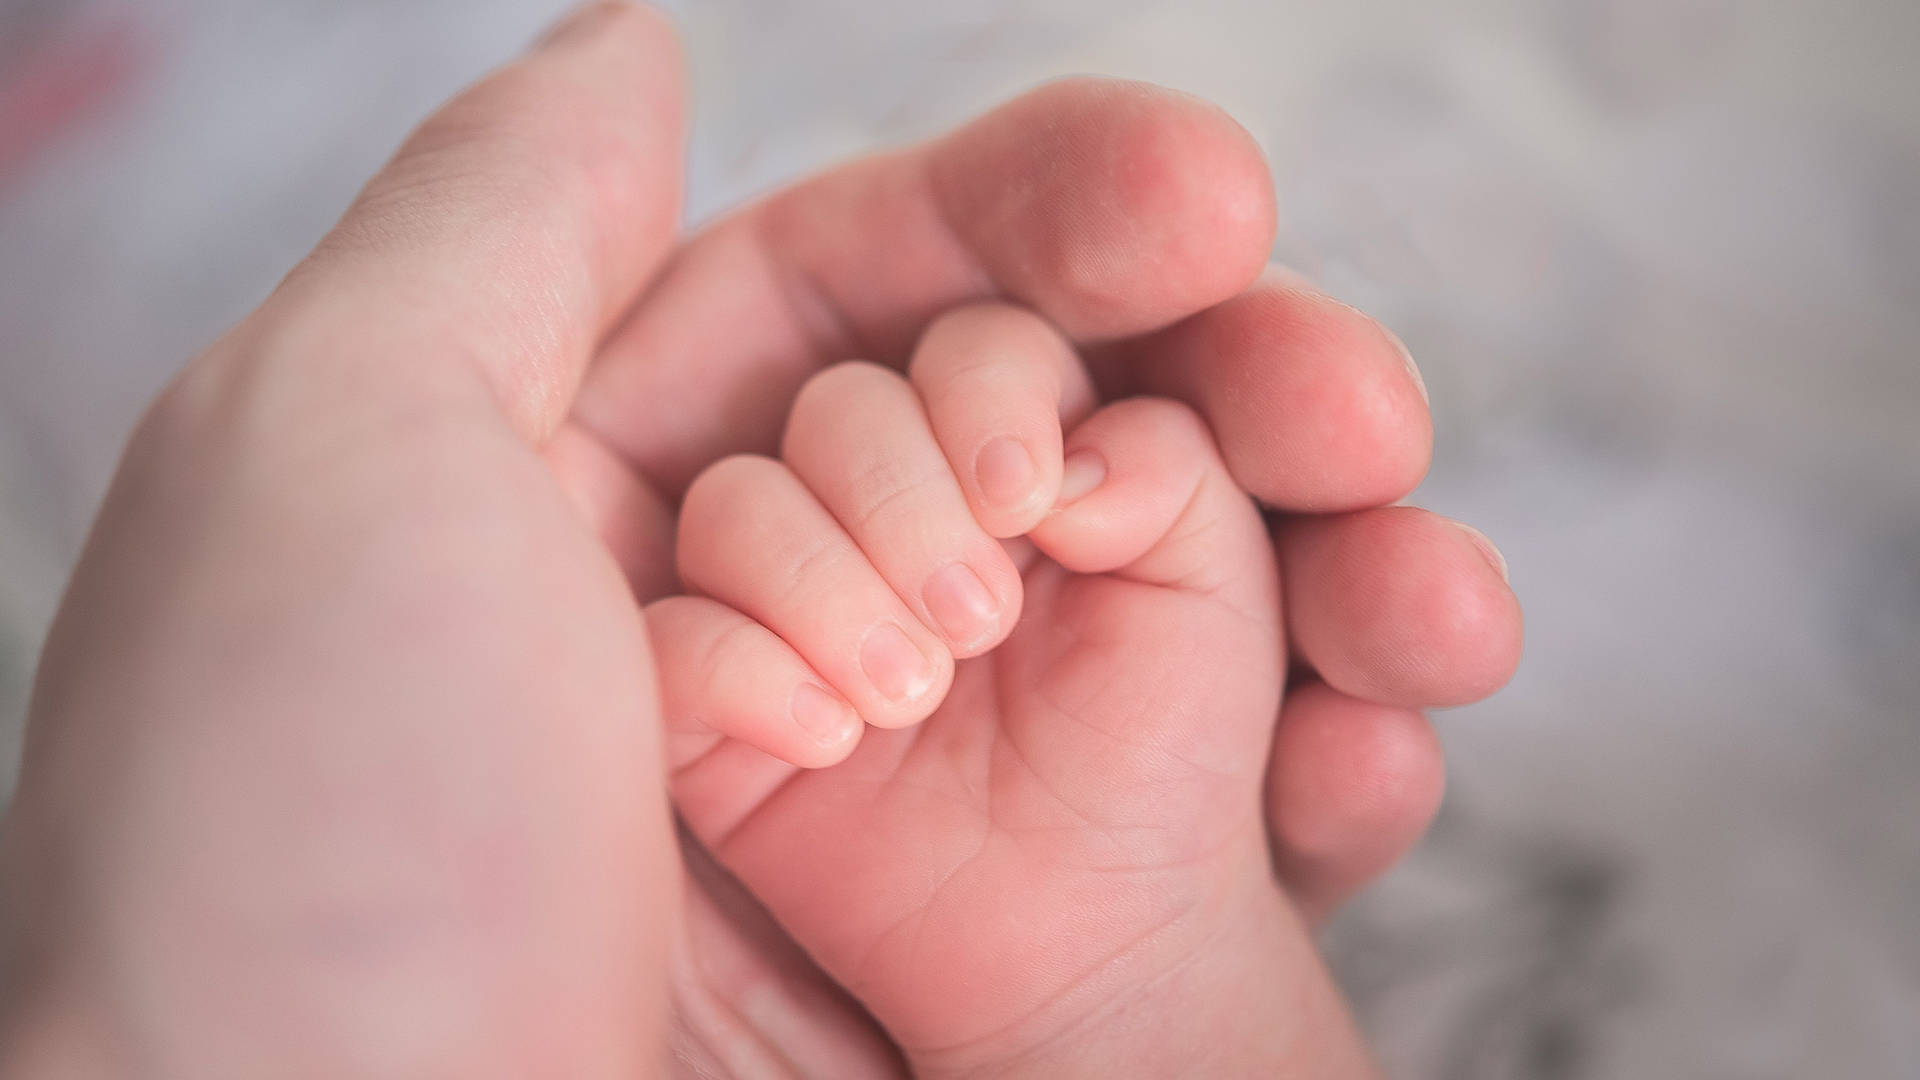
[1388,329,1428,405]
[1263,263,1320,291]
[536,1,619,49]
[974,436,1036,509]
[923,563,998,646]
[791,683,856,747]
[1452,521,1509,583]
[860,623,935,703]
[1056,450,1107,506]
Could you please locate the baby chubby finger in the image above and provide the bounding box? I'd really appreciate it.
[907,303,1098,539]
[1027,397,1275,615]
[646,595,863,770]
[678,454,954,728]
[782,362,1023,657]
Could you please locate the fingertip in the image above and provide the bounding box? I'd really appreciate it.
[1054,448,1108,508]
[1267,681,1446,924]
[1399,519,1523,707]
[922,561,1014,658]
[1448,519,1509,583]
[1282,507,1523,709]
[535,1,680,56]
[909,303,1092,539]
[856,622,945,720]
[1031,398,1205,575]
[1067,81,1275,327]
[1268,682,1446,861]
[933,78,1276,339]
[676,452,957,730]
[1125,280,1433,512]
[645,595,863,771]
[1031,398,1273,608]
[972,435,1044,522]
[788,682,865,767]
[967,432,1060,541]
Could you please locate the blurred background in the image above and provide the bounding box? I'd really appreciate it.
[1,0,1915,1075]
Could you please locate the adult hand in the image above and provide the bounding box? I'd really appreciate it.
[548,6,1518,1070]
[0,3,1520,1076]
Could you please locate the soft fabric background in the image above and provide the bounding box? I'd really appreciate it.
[2,1,1915,1075]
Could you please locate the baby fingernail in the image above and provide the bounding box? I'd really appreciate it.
[791,683,856,746]
[860,622,935,703]
[1056,450,1107,506]
[975,436,1036,508]
[923,563,998,646]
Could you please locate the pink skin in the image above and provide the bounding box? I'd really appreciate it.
[657,308,1372,1072]
[0,3,1520,1076]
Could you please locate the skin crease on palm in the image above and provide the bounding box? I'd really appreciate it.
[0,3,1521,1078]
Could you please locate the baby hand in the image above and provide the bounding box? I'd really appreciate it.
[649,303,1348,1073]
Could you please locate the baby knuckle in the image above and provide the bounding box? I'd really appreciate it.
[681,454,783,524]
[787,361,902,438]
